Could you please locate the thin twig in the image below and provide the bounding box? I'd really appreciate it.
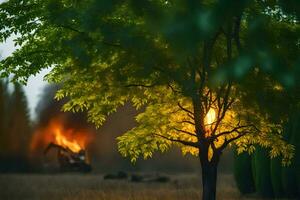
[125,83,156,88]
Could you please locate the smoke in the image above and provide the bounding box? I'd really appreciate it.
[34,84,95,131]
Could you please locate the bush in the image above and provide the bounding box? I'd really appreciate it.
[233,149,255,194]
[252,146,273,198]
[270,157,284,198]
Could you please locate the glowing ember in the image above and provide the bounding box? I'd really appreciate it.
[204,108,216,137]
[205,108,216,125]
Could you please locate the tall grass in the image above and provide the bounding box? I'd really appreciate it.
[0,173,272,200]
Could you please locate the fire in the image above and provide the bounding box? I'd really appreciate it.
[54,128,82,153]
[30,117,93,154]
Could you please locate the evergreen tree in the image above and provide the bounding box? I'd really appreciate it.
[252,146,274,198]
[0,79,10,159]
[233,150,255,194]
[270,157,284,198]
[281,112,299,198]
[4,83,32,171]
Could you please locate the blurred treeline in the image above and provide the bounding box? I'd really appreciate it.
[0,79,32,172]
[234,111,300,199]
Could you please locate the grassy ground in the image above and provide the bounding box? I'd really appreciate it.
[0,173,269,200]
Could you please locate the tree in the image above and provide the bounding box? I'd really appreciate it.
[0,81,32,172]
[3,83,32,171]
[252,146,274,198]
[8,84,31,155]
[233,150,255,194]
[270,156,284,198]
[0,79,10,160]
[235,110,300,199]
[281,112,300,198]
[0,1,299,199]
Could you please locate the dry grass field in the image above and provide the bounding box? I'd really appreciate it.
[0,173,276,200]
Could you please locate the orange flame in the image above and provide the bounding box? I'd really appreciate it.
[53,127,82,153]
[30,117,93,154]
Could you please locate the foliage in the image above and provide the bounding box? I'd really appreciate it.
[0,1,299,197]
[1,1,300,199]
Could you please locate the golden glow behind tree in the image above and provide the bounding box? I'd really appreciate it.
[0,0,299,199]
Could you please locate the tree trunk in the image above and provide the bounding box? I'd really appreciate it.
[200,157,219,200]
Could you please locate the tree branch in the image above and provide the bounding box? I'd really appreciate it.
[125,83,156,88]
[210,84,234,136]
[154,134,199,148]
[173,127,197,137]
[177,102,194,116]
[56,24,85,34]
[210,124,254,140]
[233,15,242,52]
[218,130,250,152]
[167,83,181,93]
[217,123,260,152]
[56,24,121,47]
[180,120,195,126]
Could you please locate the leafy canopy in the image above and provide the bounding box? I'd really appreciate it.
[0,0,299,164]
